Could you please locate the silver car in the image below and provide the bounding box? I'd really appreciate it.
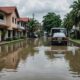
[51,28,68,45]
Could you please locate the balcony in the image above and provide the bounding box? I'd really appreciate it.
[0,19,6,25]
[17,25,25,30]
[0,19,8,28]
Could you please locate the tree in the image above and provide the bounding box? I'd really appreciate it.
[70,0,80,25]
[63,13,73,29]
[63,12,74,37]
[63,13,74,29]
[63,0,80,39]
[27,19,41,38]
[42,12,62,33]
[70,0,80,39]
[63,0,80,29]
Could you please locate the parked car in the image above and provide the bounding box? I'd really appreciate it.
[51,28,68,45]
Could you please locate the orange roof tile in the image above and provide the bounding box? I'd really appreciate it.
[17,18,31,22]
[0,6,19,17]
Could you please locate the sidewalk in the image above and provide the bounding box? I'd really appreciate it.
[0,39,24,46]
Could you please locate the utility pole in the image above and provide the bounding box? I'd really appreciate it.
[32,13,35,37]
[32,13,35,20]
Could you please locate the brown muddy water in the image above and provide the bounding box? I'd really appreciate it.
[0,38,80,80]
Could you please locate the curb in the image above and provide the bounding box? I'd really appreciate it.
[0,39,25,46]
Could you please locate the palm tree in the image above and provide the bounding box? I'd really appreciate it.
[70,0,80,39]
[71,0,80,25]
[63,12,74,37]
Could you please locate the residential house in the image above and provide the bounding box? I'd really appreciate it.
[0,6,31,41]
[0,6,20,41]
[17,18,30,38]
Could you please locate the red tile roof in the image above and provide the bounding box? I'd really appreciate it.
[0,6,19,17]
[17,18,31,22]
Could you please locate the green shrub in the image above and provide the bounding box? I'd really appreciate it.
[6,38,13,41]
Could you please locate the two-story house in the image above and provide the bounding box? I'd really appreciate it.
[17,18,30,38]
[0,6,30,41]
[0,6,19,41]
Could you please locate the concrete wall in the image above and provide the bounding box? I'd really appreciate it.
[11,11,18,29]
[6,14,12,30]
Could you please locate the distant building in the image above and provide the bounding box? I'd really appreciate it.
[17,18,30,38]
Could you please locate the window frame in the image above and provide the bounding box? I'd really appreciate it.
[0,13,4,20]
[12,17,14,23]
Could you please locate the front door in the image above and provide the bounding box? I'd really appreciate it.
[1,29,5,41]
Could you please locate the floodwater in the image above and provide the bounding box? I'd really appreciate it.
[0,38,80,80]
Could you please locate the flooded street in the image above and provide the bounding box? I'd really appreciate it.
[0,38,80,80]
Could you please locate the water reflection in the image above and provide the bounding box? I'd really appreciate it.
[0,42,24,71]
[45,44,80,78]
[65,48,80,77]
[0,39,40,72]
[0,38,80,80]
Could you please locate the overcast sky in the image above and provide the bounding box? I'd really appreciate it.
[0,0,75,22]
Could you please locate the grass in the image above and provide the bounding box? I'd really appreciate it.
[69,38,80,44]
[0,39,25,46]
[72,40,80,44]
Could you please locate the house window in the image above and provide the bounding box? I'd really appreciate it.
[21,22,22,26]
[0,14,4,20]
[12,17,14,23]
[15,18,16,24]
[23,23,25,27]
[17,21,19,25]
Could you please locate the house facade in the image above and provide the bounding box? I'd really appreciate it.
[0,6,29,41]
[17,18,30,38]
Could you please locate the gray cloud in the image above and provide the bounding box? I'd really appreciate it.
[0,0,75,22]
[0,0,16,6]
